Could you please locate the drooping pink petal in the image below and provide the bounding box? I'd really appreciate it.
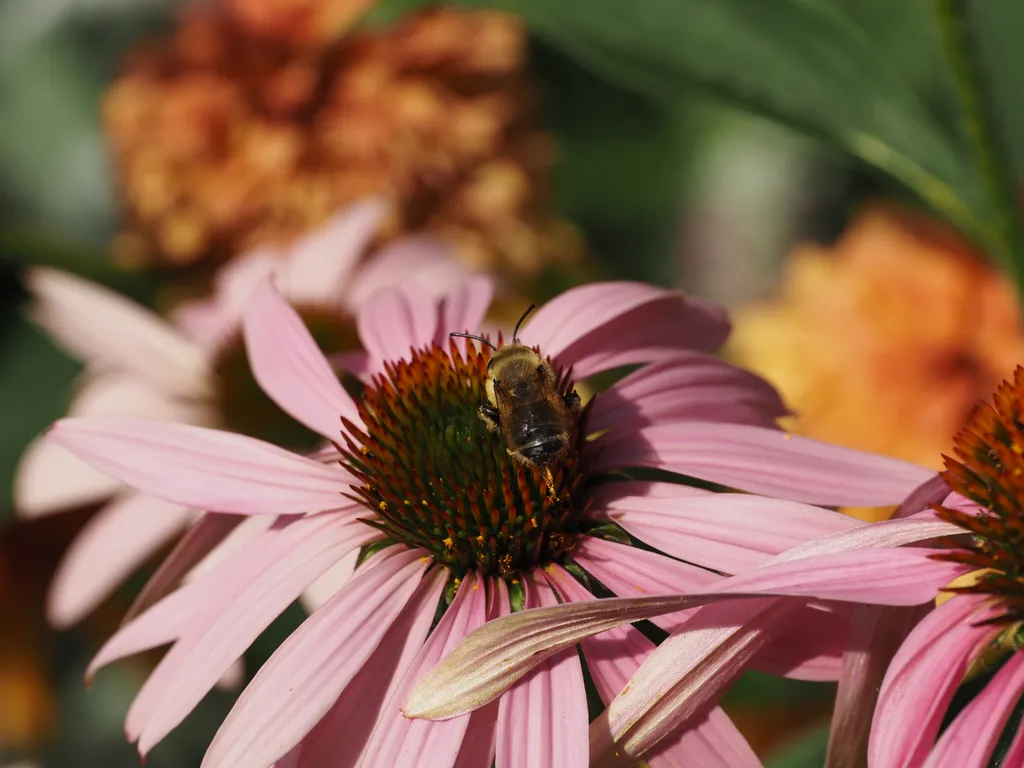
[276,198,389,307]
[122,513,244,624]
[357,286,439,363]
[518,282,730,378]
[282,566,448,768]
[27,268,215,398]
[243,278,360,439]
[299,548,359,613]
[200,548,429,768]
[587,352,787,433]
[494,573,587,768]
[592,422,933,507]
[825,603,928,768]
[767,514,964,562]
[891,474,949,519]
[360,572,488,767]
[15,374,212,516]
[752,602,848,681]
[46,493,192,627]
[590,599,799,768]
[346,234,467,309]
[547,565,760,768]
[131,519,377,754]
[924,651,1024,768]
[869,594,1003,768]
[48,418,354,515]
[594,483,858,574]
[570,535,718,635]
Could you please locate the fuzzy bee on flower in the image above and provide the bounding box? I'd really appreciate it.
[453,305,582,492]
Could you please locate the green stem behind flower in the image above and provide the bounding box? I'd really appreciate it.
[935,0,1024,301]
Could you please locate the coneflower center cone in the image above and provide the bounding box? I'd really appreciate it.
[339,339,592,578]
[935,365,1024,629]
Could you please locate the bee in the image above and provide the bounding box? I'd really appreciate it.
[452,305,581,476]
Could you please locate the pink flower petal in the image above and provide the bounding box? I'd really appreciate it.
[518,282,730,378]
[15,374,212,516]
[869,594,1003,768]
[571,535,718,634]
[361,572,488,767]
[826,603,928,768]
[437,276,494,341]
[753,602,848,681]
[494,573,587,768]
[243,278,359,439]
[645,706,761,768]
[346,234,468,308]
[299,549,359,613]
[596,483,858,575]
[593,422,933,507]
[588,352,787,433]
[201,548,429,768]
[357,286,438,362]
[591,599,798,767]
[891,474,949,519]
[46,493,191,627]
[48,418,354,515]
[282,567,448,768]
[123,513,244,623]
[924,651,1024,768]
[131,518,376,754]
[26,268,214,398]
[276,198,389,308]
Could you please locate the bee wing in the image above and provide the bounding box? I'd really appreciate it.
[492,379,519,427]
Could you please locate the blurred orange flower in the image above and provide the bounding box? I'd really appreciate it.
[730,202,1024,490]
[104,3,579,283]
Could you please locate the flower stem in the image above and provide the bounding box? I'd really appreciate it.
[935,0,1024,299]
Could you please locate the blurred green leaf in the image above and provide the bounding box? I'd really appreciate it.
[972,1,1024,177]
[366,0,997,257]
[765,724,830,768]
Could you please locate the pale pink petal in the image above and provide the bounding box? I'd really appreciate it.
[588,353,787,432]
[171,298,235,354]
[281,567,448,767]
[592,422,933,507]
[216,659,246,691]
[123,513,243,623]
[924,651,1024,768]
[360,573,489,767]
[200,549,429,768]
[276,198,389,307]
[243,278,360,439]
[591,599,798,767]
[183,514,277,581]
[571,535,718,635]
[15,374,212,516]
[346,234,468,309]
[517,282,730,378]
[329,349,373,382]
[46,493,191,627]
[596,485,859,575]
[48,418,354,515]
[752,602,848,681]
[26,268,214,398]
[357,286,438,362]
[299,549,359,613]
[826,603,928,768]
[767,515,964,562]
[553,561,759,768]
[494,574,587,768]
[869,594,1003,768]
[436,276,494,341]
[131,519,377,753]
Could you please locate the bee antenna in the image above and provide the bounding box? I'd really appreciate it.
[512,304,536,343]
[450,332,497,351]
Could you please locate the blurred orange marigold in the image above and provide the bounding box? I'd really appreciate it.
[729,202,1024,475]
[103,3,579,281]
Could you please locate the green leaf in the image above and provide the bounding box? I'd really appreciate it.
[365,0,997,256]
[765,723,830,768]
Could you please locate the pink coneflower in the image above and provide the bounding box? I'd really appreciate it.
[17,198,464,627]
[49,276,931,766]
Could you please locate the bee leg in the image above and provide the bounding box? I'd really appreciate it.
[543,467,558,499]
[478,403,501,432]
[563,390,582,414]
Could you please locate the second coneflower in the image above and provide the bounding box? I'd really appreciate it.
[50,278,930,766]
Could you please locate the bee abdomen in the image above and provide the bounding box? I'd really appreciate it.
[518,425,568,466]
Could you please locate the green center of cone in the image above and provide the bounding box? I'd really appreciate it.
[339,340,591,578]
